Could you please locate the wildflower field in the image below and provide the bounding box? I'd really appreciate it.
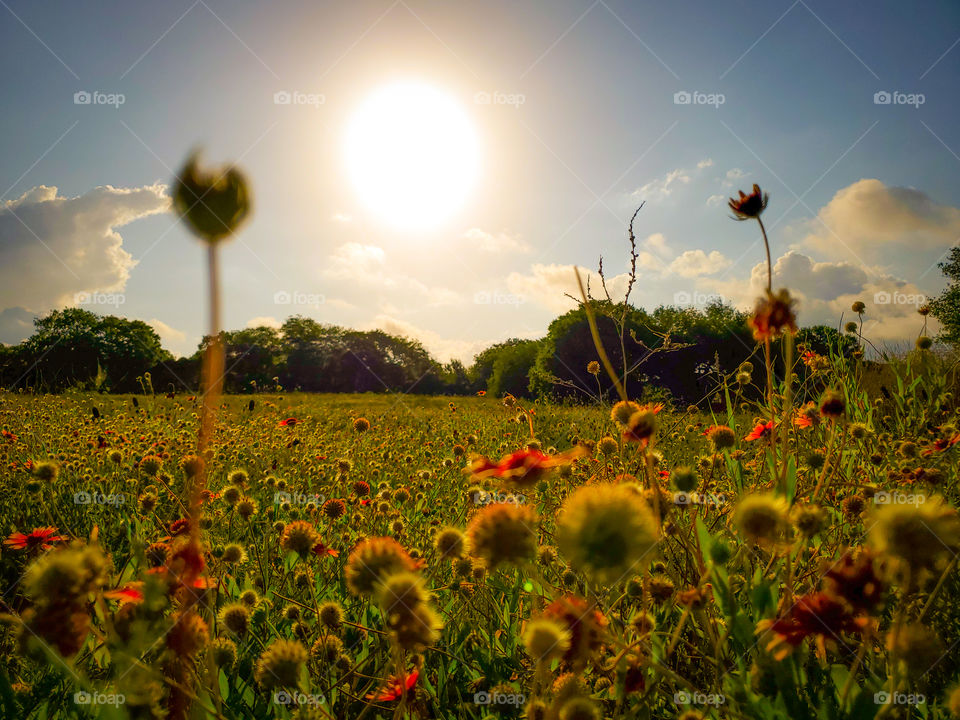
[2,334,960,720]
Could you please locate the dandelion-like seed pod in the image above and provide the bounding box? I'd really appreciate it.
[733,494,789,545]
[465,503,539,570]
[280,520,320,557]
[556,484,659,584]
[344,537,418,595]
[173,152,251,243]
[254,638,308,689]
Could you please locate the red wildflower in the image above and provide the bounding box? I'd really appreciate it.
[104,583,145,605]
[757,591,867,660]
[801,351,818,366]
[312,541,340,558]
[1,430,17,442]
[467,447,581,489]
[366,668,419,702]
[745,421,774,441]
[3,526,64,552]
[923,433,960,456]
[279,417,298,427]
[476,390,486,396]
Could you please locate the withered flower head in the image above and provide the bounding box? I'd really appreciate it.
[729,184,768,220]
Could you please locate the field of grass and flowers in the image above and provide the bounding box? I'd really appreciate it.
[1,340,960,720]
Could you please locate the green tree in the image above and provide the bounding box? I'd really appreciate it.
[931,246,960,345]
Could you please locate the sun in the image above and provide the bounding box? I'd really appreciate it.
[344,82,480,230]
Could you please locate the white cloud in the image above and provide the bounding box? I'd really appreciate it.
[668,249,731,278]
[0,184,169,311]
[706,194,726,207]
[506,263,630,312]
[703,249,934,343]
[371,314,492,364]
[634,168,690,202]
[463,227,531,253]
[247,315,282,329]
[698,158,714,169]
[798,178,960,272]
[644,232,671,258]
[148,318,186,344]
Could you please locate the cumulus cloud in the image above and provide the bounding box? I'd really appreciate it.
[706,194,726,208]
[634,168,690,203]
[698,158,714,169]
[148,318,186,345]
[703,250,933,343]
[462,227,531,253]
[668,249,732,278]
[371,314,493,364]
[798,179,960,271]
[506,263,630,313]
[0,184,169,311]
[247,316,282,329]
[324,242,460,306]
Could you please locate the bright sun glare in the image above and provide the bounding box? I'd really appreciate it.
[344,82,480,230]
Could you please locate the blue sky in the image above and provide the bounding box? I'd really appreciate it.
[2,0,959,360]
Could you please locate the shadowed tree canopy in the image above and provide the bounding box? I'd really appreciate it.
[0,308,170,392]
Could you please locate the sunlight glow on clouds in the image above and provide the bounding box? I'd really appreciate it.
[0,184,169,311]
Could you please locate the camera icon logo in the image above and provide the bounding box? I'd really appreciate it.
[74,91,92,105]
[473,691,491,705]
[74,491,92,505]
[873,91,892,105]
[273,690,293,704]
[674,91,692,105]
[274,290,292,305]
[673,492,691,505]
[874,691,891,705]
[873,291,891,304]
[473,290,492,305]
[674,691,692,704]
[873,491,891,505]
[474,91,491,105]
[74,691,92,704]
[673,291,692,305]
[274,91,291,105]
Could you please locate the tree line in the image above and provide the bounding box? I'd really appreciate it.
[0,304,854,403]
